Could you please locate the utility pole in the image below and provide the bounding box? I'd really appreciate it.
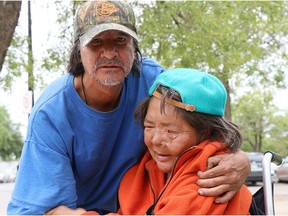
[27,0,34,109]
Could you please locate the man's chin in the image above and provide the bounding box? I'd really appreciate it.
[96,78,125,87]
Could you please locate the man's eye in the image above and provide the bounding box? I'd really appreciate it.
[117,37,127,44]
[91,38,101,45]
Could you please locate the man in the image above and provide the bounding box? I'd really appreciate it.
[7,1,249,215]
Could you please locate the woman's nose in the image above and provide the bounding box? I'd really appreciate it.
[151,129,165,146]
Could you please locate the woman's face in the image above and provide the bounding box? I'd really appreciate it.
[144,97,199,174]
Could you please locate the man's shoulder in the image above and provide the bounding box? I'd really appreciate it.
[32,74,71,111]
[40,74,71,97]
[141,57,164,69]
[47,73,70,89]
[139,57,165,79]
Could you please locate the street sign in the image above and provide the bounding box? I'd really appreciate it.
[23,91,32,114]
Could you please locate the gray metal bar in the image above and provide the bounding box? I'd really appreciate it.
[262,151,283,215]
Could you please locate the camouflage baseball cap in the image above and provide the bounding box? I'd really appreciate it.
[74,0,139,46]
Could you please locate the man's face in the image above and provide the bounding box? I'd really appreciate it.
[80,30,135,87]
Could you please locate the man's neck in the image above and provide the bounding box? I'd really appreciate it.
[74,75,123,112]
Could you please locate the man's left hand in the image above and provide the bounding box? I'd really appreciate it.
[196,150,250,203]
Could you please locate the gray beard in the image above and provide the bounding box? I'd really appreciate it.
[90,70,129,87]
[96,77,125,87]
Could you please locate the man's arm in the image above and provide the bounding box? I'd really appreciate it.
[196,149,250,203]
[45,206,87,215]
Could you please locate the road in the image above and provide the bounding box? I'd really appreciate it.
[1,182,287,215]
[248,182,288,215]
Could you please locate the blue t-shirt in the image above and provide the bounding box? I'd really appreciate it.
[7,57,164,215]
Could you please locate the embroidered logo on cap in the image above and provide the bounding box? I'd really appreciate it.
[96,2,119,20]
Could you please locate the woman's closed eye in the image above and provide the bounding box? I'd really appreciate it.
[144,125,154,131]
[163,129,179,139]
[144,126,179,140]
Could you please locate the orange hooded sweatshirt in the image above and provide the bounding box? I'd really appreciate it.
[84,141,252,215]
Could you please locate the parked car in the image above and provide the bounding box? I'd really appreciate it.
[245,152,278,185]
[246,152,263,185]
[0,161,18,183]
[276,157,288,182]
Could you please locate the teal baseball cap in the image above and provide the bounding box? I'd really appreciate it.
[149,68,227,116]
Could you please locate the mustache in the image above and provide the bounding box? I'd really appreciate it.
[94,58,125,69]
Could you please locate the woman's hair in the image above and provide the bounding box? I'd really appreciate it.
[67,38,142,77]
[134,85,242,152]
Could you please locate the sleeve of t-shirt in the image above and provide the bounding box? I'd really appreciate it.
[7,107,77,215]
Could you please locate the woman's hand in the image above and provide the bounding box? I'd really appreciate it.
[196,150,250,203]
[45,205,87,215]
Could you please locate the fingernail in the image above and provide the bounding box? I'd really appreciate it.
[198,190,203,195]
[215,199,220,204]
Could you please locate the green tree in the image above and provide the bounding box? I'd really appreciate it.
[232,90,288,155]
[264,111,288,156]
[0,1,81,91]
[0,106,23,160]
[1,33,27,91]
[137,1,288,120]
[232,91,273,152]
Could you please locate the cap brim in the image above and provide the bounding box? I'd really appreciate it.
[79,23,139,46]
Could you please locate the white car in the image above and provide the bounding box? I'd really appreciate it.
[245,152,279,185]
[276,157,288,182]
[0,161,18,183]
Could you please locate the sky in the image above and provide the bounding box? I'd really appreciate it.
[0,0,288,139]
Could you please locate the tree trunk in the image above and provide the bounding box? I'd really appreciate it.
[223,79,232,121]
[0,1,22,73]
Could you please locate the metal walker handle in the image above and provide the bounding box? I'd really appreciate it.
[262,151,283,215]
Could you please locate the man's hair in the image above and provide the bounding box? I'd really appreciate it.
[67,39,142,77]
[134,85,242,152]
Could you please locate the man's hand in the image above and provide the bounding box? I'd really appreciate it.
[45,205,87,215]
[196,150,250,203]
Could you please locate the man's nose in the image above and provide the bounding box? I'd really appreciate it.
[101,43,117,59]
